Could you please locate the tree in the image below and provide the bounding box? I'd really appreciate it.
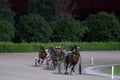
[0,0,10,9]
[29,0,55,21]
[0,20,15,41]
[55,0,77,18]
[0,8,15,24]
[29,0,77,21]
[0,0,15,24]
[84,11,120,41]
[53,16,87,42]
[16,13,52,42]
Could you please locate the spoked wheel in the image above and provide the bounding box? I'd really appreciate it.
[79,64,81,74]
[35,57,38,67]
[35,57,40,67]
[46,59,53,70]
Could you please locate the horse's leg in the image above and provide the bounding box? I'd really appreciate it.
[69,63,72,68]
[38,53,40,64]
[52,60,55,70]
[73,65,75,72]
[64,63,69,74]
[70,64,75,75]
[53,61,57,70]
[55,61,57,69]
[70,65,73,74]
[41,59,44,65]
[38,58,40,64]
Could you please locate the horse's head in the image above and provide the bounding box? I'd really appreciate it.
[39,46,45,51]
[76,45,80,52]
[49,49,56,58]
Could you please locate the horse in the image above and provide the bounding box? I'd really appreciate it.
[46,46,65,70]
[46,46,56,69]
[64,45,80,74]
[38,46,47,65]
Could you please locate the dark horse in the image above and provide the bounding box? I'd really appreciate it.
[38,46,47,65]
[65,45,80,74]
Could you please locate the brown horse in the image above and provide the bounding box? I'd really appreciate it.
[64,45,80,74]
[38,46,47,65]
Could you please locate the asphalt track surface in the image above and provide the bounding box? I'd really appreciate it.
[0,51,120,80]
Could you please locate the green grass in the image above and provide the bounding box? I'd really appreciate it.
[0,42,120,53]
[107,66,120,75]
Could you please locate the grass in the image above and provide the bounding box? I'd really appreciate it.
[107,66,120,75]
[0,42,120,53]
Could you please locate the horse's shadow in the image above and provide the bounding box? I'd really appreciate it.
[30,64,40,67]
[52,72,70,75]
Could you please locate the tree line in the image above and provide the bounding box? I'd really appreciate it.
[0,0,120,42]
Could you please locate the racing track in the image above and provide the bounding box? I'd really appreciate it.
[0,51,120,80]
